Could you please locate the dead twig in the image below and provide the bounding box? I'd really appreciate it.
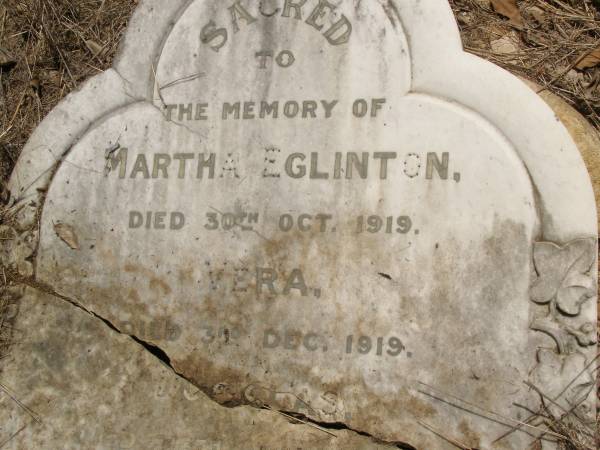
[0,424,26,449]
[417,420,472,450]
[263,405,337,438]
[418,382,567,440]
[0,381,42,424]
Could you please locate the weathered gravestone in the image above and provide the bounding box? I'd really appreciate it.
[1,1,597,448]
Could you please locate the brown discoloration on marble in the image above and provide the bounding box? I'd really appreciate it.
[0,288,401,450]
[458,419,481,449]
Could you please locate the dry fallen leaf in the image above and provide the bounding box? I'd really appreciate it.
[30,78,40,95]
[491,36,518,55]
[565,69,584,84]
[44,70,62,86]
[525,6,546,25]
[491,0,524,29]
[85,39,104,57]
[575,46,600,70]
[54,223,80,250]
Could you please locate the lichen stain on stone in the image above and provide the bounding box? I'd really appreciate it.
[406,395,437,419]
[458,419,481,449]
[481,218,529,267]
[149,276,172,295]
[29,298,112,390]
[172,352,254,407]
[177,267,194,283]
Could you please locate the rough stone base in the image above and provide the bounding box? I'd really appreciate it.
[0,288,401,450]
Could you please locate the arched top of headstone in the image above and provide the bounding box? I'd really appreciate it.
[9,0,596,241]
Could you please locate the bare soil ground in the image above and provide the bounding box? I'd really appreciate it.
[0,0,599,448]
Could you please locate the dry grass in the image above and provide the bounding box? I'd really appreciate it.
[0,206,18,361]
[0,0,137,401]
[0,0,137,188]
[450,0,600,128]
[0,0,598,448]
[0,288,14,362]
[550,420,597,450]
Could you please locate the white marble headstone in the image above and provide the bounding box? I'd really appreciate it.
[3,1,597,448]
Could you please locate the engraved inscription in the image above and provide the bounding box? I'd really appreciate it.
[201,0,353,52]
[109,149,460,182]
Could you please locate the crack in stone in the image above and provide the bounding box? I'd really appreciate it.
[10,71,136,207]
[147,102,209,140]
[112,65,208,141]
[11,274,418,448]
[111,67,145,103]
[275,409,418,449]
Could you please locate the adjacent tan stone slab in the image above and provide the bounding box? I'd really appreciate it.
[0,288,396,449]
[3,1,598,449]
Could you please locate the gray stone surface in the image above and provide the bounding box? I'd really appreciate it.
[0,288,396,449]
[2,0,597,449]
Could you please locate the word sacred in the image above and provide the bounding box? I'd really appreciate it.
[202,0,353,52]
[107,149,456,181]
